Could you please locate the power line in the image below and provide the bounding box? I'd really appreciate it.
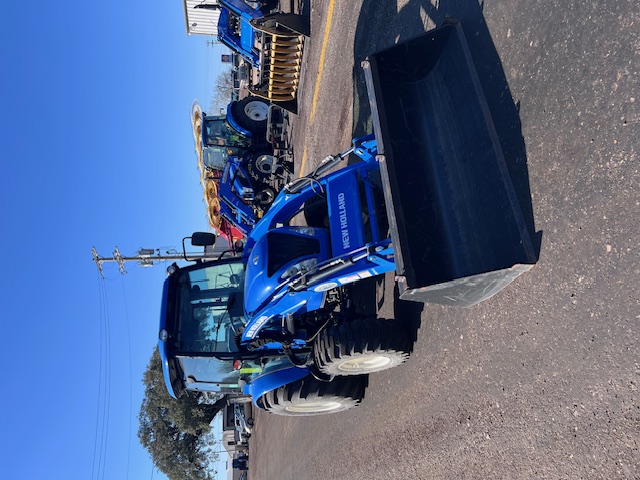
[91,272,104,480]
[99,276,112,480]
[120,276,134,480]
[92,272,111,480]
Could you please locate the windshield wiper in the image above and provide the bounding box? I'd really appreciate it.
[224,293,238,333]
[212,293,239,350]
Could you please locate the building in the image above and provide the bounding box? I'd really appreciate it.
[221,402,251,480]
[221,403,249,455]
[183,0,221,36]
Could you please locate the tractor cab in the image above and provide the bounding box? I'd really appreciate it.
[160,258,248,398]
[202,115,252,172]
[158,257,298,399]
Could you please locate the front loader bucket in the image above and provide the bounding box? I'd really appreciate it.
[249,13,309,114]
[363,19,536,307]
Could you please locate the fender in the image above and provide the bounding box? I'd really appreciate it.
[245,366,311,406]
[225,102,253,138]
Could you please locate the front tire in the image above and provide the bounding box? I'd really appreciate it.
[232,97,270,136]
[259,375,368,416]
[314,318,412,376]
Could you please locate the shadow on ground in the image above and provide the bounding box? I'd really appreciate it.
[352,0,541,252]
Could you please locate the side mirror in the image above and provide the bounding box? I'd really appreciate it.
[182,232,218,262]
[191,232,217,247]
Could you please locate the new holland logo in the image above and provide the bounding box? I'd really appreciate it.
[245,315,271,339]
[337,192,350,250]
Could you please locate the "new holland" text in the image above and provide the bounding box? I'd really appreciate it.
[337,192,350,250]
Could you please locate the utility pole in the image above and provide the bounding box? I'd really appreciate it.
[91,245,218,278]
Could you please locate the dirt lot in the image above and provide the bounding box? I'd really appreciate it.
[247,0,639,478]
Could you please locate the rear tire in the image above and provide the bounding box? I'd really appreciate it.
[253,154,277,176]
[246,152,273,184]
[259,375,367,416]
[314,318,412,376]
[232,97,270,136]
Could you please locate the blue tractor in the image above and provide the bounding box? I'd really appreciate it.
[196,99,292,238]
[195,0,309,113]
[160,21,536,415]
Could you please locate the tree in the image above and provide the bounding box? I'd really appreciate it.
[209,68,234,112]
[138,348,228,480]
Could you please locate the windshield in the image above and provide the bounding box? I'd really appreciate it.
[204,146,230,171]
[204,118,251,149]
[175,260,246,354]
[176,355,264,391]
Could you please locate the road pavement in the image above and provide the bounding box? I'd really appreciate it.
[248,0,639,478]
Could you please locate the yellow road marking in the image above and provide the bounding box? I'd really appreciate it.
[299,144,308,178]
[309,0,335,126]
[299,0,335,178]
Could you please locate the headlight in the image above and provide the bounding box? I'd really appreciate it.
[294,227,317,236]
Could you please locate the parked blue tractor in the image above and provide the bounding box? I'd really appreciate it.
[196,0,309,113]
[194,98,292,239]
[160,21,536,415]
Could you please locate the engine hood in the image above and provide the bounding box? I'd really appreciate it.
[243,227,330,318]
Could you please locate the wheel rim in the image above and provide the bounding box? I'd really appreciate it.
[255,154,275,174]
[337,355,392,373]
[284,400,344,414]
[244,101,269,121]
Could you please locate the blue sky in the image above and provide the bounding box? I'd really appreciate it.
[1,1,230,479]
